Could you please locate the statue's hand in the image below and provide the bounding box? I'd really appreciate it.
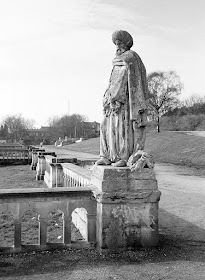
[132,115,142,130]
[103,89,111,105]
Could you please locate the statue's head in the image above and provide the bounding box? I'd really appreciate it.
[112,30,133,56]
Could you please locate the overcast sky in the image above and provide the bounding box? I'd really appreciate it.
[0,0,204,128]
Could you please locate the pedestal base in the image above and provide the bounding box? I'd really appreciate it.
[91,165,161,251]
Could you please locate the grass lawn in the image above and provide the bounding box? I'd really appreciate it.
[145,131,205,171]
[0,165,46,189]
[55,131,205,175]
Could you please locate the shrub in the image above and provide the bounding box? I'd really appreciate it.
[154,114,205,131]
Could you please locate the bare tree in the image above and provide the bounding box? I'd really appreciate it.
[147,70,183,132]
[2,114,35,141]
[48,114,87,139]
[181,94,205,108]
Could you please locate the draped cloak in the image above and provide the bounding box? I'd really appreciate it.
[100,50,148,163]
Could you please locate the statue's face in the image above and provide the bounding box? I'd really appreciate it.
[115,39,127,56]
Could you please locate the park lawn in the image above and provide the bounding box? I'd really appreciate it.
[0,165,46,189]
[57,131,205,174]
[145,131,205,170]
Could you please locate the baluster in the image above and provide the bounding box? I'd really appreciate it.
[14,219,22,249]
[71,171,74,187]
[72,173,75,187]
[38,215,47,246]
[64,171,67,187]
[75,174,78,186]
[77,175,80,187]
[69,171,72,187]
[74,174,76,186]
[87,214,96,243]
[65,170,67,187]
[63,174,66,187]
[68,172,71,187]
[63,214,71,244]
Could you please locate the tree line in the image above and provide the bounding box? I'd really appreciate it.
[48,114,87,140]
[1,69,204,142]
[0,114,87,143]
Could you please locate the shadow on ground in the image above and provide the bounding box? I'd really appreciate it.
[159,208,205,245]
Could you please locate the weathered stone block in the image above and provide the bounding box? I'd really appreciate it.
[91,165,156,182]
[91,177,157,192]
[92,165,161,251]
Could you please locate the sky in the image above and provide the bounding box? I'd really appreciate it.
[0,0,205,128]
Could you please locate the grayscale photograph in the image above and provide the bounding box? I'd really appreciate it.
[0,1,205,279]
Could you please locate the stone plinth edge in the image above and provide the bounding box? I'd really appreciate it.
[91,164,161,250]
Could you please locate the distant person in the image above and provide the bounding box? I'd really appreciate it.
[40,140,43,147]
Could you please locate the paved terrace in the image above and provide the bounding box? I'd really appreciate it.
[41,145,99,161]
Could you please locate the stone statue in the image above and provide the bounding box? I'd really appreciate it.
[96,30,149,168]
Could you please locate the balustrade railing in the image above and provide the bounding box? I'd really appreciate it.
[1,146,160,253]
[0,148,29,165]
[42,158,94,240]
[62,163,92,188]
[0,188,96,254]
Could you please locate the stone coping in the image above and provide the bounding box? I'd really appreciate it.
[61,163,92,180]
[91,165,156,180]
[0,187,93,199]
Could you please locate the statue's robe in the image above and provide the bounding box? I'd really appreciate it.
[100,50,148,163]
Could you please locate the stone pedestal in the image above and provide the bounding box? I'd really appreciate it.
[91,165,161,251]
[36,152,56,181]
[30,148,45,170]
[36,155,46,180]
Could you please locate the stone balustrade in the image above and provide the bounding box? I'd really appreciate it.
[36,152,56,180]
[44,155,57,187]
[61,163,92,188]
[42,159,93,239]
[0,148,30,165]
[6,147,161,253]
[0,187,96,253]
[30,148,45,170]
[43,155,92,188]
